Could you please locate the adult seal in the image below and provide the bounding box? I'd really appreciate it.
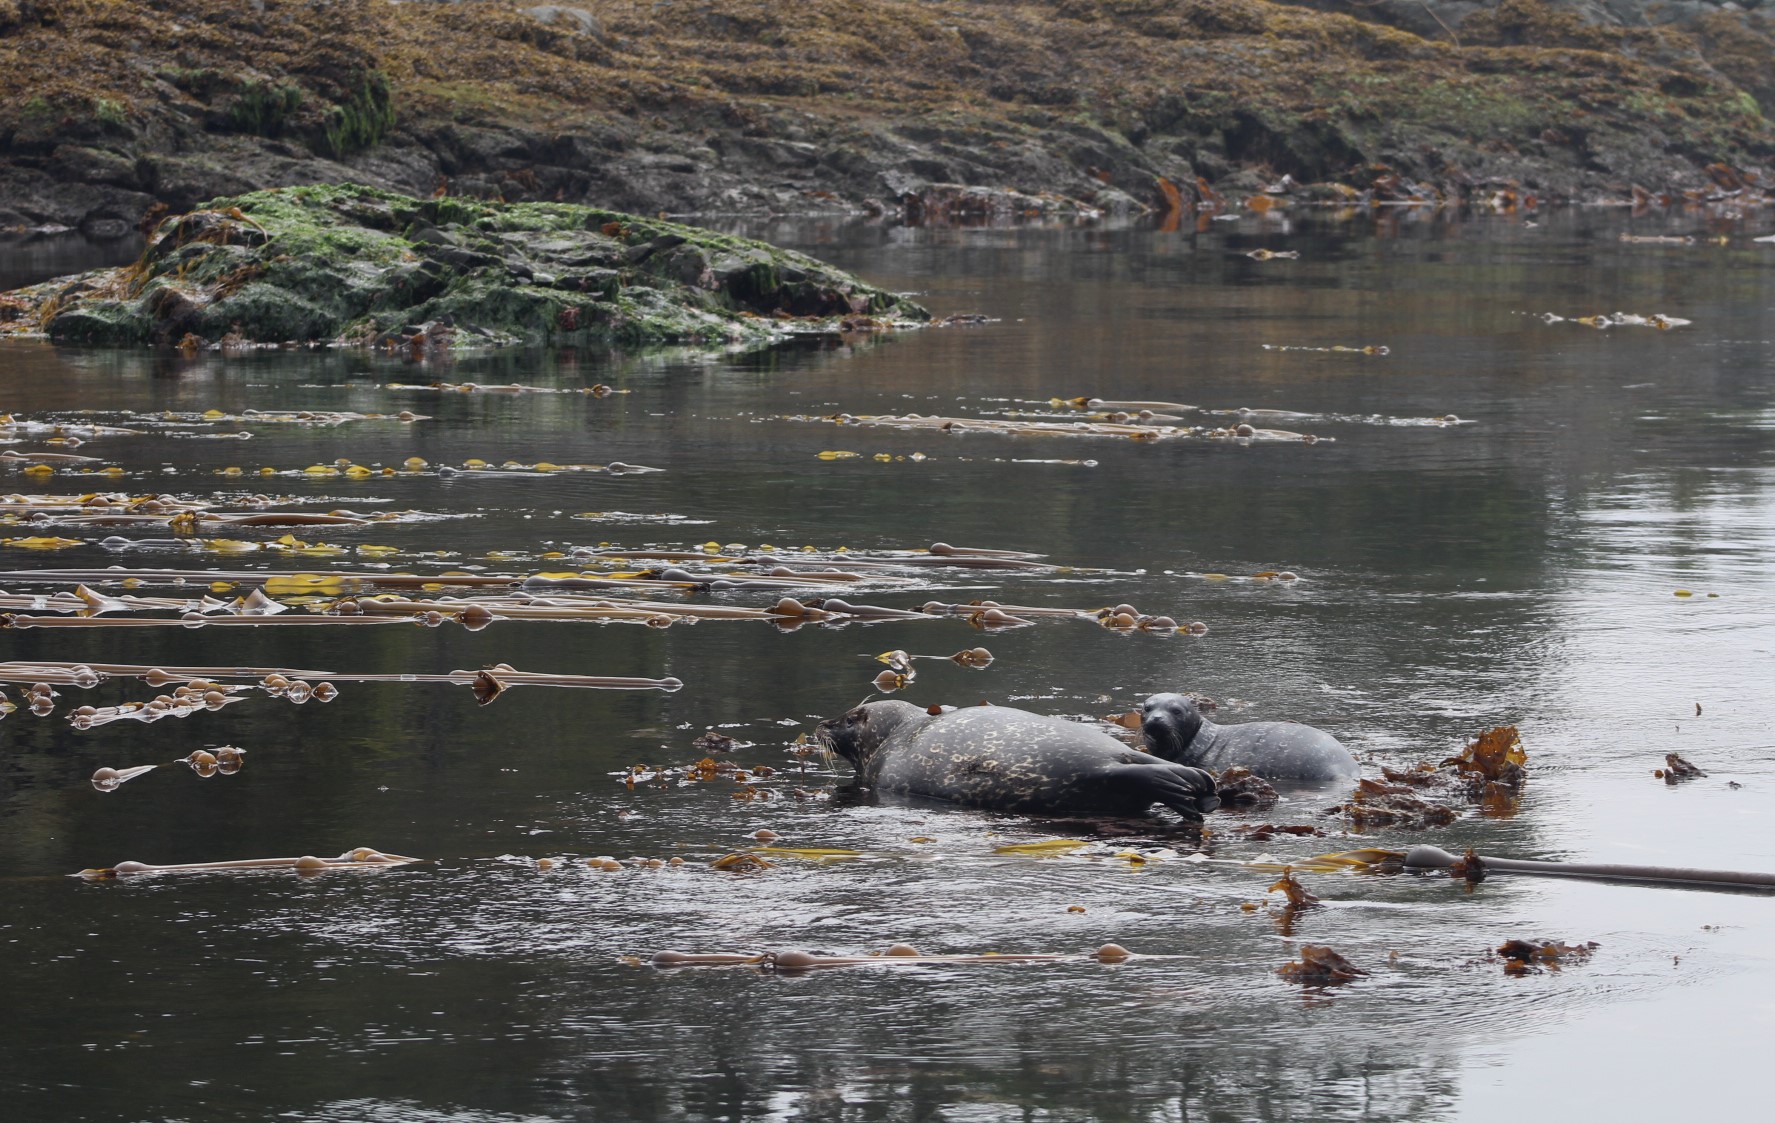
[1139,693,1359,784]
[817,700,1220,818]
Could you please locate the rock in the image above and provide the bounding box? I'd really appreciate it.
[1,183,927,347]
[521,5,604,38]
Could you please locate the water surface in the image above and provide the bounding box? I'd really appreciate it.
[3,208,1774,1121]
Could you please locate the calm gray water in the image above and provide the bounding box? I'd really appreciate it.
[2,209,1774,1122]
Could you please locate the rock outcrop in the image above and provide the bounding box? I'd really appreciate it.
[0,183,926,346]
[1,0,1772,235]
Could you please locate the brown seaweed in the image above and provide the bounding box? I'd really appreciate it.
[1276,945,1367,984]
[1495,938,1599,975]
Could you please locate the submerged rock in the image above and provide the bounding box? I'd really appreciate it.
[4,183,927,348]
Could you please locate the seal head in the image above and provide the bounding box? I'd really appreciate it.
[1140,693,1207,762]
[817,699,926,785]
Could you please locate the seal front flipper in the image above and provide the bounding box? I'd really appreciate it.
[1115,762,1220,818]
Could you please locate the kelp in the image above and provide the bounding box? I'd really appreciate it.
[1494,938,1599,975]
[1277,945,1367,984]
[1268,870,1322,908]
[1442,725,1528,812]
[1215,766,1280,807]
[90,764,157,791]
[792,412,1331,444]
[386,381,625,396]
[1330,778,1461,831]
[643,943,1146,971]
[1538,312,1693,330]
[1657,753,1707,783]
[0,659,682,699]
[150,409,429,426]
[1278,845,1775,893]
[70,681,256,729]
[1261,344,1390,355]
[992,839,1090,857]
[75,847,420,878]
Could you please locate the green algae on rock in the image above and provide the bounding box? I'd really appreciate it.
[6,183,927,348]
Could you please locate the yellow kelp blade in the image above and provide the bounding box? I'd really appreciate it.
[750,846,864,863]
[1245,848,1404,874]
[992,839,1090,857]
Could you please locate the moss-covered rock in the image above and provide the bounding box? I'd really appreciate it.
[0,183,926,348]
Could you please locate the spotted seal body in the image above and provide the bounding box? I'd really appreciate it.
[1139,693,1359,784]
[818,700,1220,818]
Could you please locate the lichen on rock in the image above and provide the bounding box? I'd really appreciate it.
[6,183,926,348]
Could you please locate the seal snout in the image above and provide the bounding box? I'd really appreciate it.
[816,704,878,769]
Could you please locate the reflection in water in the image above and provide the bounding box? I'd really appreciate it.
[2,209,1773,1120]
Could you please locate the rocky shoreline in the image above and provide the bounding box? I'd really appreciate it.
[2,0,1773,239]
[0,184,928,346]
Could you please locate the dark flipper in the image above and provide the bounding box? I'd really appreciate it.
[1122,762,1221,818]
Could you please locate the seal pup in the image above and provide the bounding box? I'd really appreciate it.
[818,700,1220,818]
[1139,693,1359,784]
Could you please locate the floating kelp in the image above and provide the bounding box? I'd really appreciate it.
[90,764,157,792]
[872,646,992,675]
[710,851,773,871]
[794,412,1330,443]
[1494,938,1599,975]
[1275,845,1775,893]
[0,416,142,439]
[1049,397,1198,413]
[1441,725,1528,811]
[179,746,246,778]
[1012,408,1186,424]
[641,942,1146,971]
[1216,766,1280,807]
[1276,945,1367,984]
[1180,570,1301,583]
[1268,870,1322,908]
[691,730,748,753]
[238,458,661,479]
[750,846,864,864]
[992,839,1091,858]
[1538,312,1692,330]
[4,611,419,632]
[584,540,1057,572]
[570,512,714,525]
[1,535,84,549]
[70,682,255,729]
[385,381,626,396]
[1331,778,1460,831]
[0,659,681,699]
[2,449,105,464]
[1657,753,1706,783]
[1261,344,1390,355]
[74,847,420,879]
[1319,725,1527,829]
[153,409,428,426]
[1235,822,1324,841]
